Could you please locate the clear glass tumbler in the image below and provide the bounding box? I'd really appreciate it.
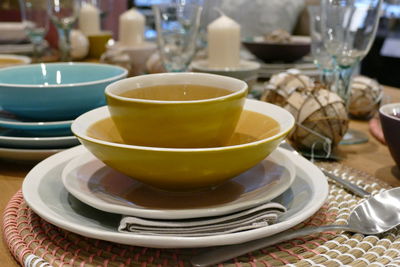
[153,2,202,72]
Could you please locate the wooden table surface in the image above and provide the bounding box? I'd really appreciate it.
[0,86,399,266]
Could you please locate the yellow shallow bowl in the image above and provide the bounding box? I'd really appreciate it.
[71,99,295,191]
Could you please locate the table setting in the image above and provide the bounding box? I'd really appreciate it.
[1,0,400,266]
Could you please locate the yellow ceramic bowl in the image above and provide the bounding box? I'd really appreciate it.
[105,72,247,148]
[72,99,295,191]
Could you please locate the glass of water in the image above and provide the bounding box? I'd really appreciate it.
[19,0,50,62]
[153,2,202,72]
[321,0,382,106]
[321,0,382,144]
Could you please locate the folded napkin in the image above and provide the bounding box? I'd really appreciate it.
[118,202,286,237]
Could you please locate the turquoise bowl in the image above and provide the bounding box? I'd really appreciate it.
[0,62,128,120]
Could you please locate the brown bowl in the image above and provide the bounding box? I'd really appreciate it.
[243,36,311,63]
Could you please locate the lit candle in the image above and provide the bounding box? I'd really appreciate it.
[78,3,101,36]
[207,15,241,69]
[119,8,145,47]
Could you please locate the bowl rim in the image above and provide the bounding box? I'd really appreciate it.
[242,35,311,46]
[379,102,400,122]
[0,62,128,88]
[105,72,248,105]
[191,59,261,72]
[109,41,157,52]
[0,53,31,64]
[72,99,295,152]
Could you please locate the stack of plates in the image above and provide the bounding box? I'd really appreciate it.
[0,109,79,161]
[0,22,41,55]
[22,145,329,248]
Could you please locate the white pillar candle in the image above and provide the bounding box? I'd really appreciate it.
[78,3,101,36]
[119,8,145,47]
[207,15,241,69]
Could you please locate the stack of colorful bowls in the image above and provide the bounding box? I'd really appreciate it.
[72,72,294,190]
[0,62,127,161]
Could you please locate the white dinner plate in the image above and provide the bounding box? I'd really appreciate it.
[0,22,27,43]
[0,147,64,162]
[0,41,47,54]
[22,145,328,248]
[0,128,79,149]
[62,148,295,219]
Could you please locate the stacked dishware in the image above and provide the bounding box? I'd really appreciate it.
[20,72,329,254]
[0,62,128,161]
[0,22,41,55]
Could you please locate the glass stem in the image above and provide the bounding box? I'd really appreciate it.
[57,27,72,62]
[31,42,40,63]
[321,69,336,91]
[335,65,355,110]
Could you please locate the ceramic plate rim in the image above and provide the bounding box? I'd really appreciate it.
[0,111,73,129]
[0,146,64,161]
[191,59,261,72]
[0,131,78,148]
[0,134,76,142]
[61,148,296,219]
[22,145,329,248]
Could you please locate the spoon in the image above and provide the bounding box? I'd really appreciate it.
[191,187,400,267]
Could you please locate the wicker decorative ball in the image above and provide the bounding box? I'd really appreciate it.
[285,86,349,152]
[261,69,314,107]
[349,75,383,119]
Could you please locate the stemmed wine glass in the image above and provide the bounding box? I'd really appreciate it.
[153,2,202,72]
[18,0,50,62]
[308,5,336,90]
[321,0,382,144]
[48,0,81,62]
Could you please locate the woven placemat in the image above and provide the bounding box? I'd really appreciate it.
[3,163,400,267]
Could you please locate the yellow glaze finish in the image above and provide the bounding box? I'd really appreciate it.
[105,73,248,148]
[72,99,295,191]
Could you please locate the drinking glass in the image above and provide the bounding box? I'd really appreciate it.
[19,0,50,62]
[153,2,202,72]
[308,5,336,89]
[321,0,382,105]
[48,0,81,62]
[321,0,382,144]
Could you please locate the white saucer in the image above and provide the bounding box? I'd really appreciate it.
[0,128,79,149]
[62,148,295,219]
[22,145,328,248]
[0,147,64,161]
